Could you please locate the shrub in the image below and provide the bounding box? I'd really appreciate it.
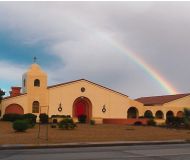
[184,118,190,129]
[12,120,29,132]
[134,121,143,126]
[2,113,37,128]
[2,114,24,122]
[52,119,58,123]
[23,113,37,128]
[147,119,156,126]
[184,108,190,129]
[23,113,37,124]
[58,118,76,130]
[90,120,95,125]
[166,117,184,128]
[39,113,49,124]
[51,115,71,118]
[78,115,87,123]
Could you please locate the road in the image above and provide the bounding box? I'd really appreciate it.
[0,143,190,160]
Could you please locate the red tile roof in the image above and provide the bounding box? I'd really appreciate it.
[135,93,190,106]
[3,93,26,100]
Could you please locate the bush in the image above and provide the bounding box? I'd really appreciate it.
[184,108,190,129]
[90,120,95,125]
[58,118,76,130]
[12,120,29,132]
[52,119,58,123]
[147,119,156,126]
[184,118,190,129]
[2,113,37,128]
[23,113,37,128]
[78,115,87,123]
[2,114,24,122]
[134,121,143,126]
[166,117,184,128]
[39,113,49,124]
[51,115,71,118]
[23,113,37,123]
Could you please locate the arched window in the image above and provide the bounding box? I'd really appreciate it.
[144,110,153,118]
[32,101,40,113]
[155,110,164,119]
[34,79,40,87]
[127,107,138,118]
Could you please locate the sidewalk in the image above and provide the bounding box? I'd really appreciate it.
[0,140,189,150]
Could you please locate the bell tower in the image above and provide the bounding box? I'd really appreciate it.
[22,58,48,114]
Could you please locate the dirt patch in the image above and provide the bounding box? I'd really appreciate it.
[0,121,190,145]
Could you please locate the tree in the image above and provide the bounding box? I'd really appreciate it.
[0,89,5,117]
[0,88,5,103]
[183,108,190,129]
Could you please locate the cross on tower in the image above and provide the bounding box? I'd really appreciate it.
[33,56,37,63]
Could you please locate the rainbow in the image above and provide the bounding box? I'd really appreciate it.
[99,33,178,94]
[57,15,178,94]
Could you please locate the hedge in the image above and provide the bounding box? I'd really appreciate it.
[58,118,76,130]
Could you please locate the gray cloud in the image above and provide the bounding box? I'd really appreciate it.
[0,2,190,98]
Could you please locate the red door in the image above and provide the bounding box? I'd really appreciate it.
[73,97,92,123]
[75,100,86,117]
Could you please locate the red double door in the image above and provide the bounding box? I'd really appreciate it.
[74,99,90,122]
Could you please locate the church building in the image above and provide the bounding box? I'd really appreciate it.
[1,62,190,124]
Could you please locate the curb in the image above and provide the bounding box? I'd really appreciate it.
[0,140,189,150]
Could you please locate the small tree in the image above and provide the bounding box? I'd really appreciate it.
[0,88,5,102]
[183,108,190,129]
[0,89,5,117]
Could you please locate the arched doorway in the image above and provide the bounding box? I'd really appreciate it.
[155,110,164,119]
[73,97,92,122]
[127,107,138,118]
[166,111,174,119]
[5,104,24,114]
[144,110,153,118]
[177,111,184,118]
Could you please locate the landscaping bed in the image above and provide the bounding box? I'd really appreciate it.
[0,121,190,145]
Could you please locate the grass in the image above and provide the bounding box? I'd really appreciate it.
[0,121,190,145]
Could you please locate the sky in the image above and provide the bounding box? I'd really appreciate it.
[0,1,190,99]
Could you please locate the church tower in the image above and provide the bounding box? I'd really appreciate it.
[22,58,48,114]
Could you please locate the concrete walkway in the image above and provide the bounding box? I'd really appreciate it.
[0,139,189,150]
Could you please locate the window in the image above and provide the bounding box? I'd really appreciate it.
[34,79,40,87]
[23,79,26,87]
[32,101,39,113]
